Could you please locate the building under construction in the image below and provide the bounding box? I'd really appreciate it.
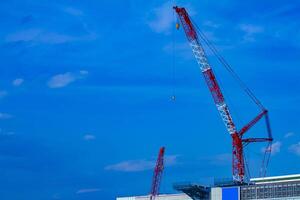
[117,5,298,200]
[117,174,300,200]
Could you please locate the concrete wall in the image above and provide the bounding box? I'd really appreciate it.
[211,187,222,200]
[211,186,240,200]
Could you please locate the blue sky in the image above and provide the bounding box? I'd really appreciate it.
[0,0,300,199]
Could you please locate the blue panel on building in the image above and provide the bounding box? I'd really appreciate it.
[222,187,238,200]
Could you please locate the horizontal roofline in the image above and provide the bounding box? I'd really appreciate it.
[117,193,188,198]
[251,174,300,183]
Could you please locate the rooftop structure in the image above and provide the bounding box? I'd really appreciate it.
[174,183,210,200]
[240,174,300,200]
[118,174,300,200]
[250,174,300,184]
[116,193,191,200]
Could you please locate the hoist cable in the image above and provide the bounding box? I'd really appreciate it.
[190,17,265,111]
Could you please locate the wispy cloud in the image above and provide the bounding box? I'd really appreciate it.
[208,153,231,166]
[289,142,300,156]
[0,128,15,136]
[12,78,24,86]
[147,2,176,34]
[105,159,154,172]
[6,29,40,42]
[271,141,282,155]
[5,28,96,44]
[79,70,89,75]
[262,141,282,155]
[47,70,88,88]
[147,2,196,34]
[203,20,220,28]
[0,113,13,119]
[52,193,61,199]
[284,132,294,138]
[64,7,83,16]
[83,134,96,141]
[165,155,178,166]
[76,188,101,194]
[261,4,299,19]
[6,29,74,44]
[48,72,76,88]
[163,42,192,60]
[239,24,264,42]
[105,155,179,172]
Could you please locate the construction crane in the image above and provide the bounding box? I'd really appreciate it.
[150,147,165,200]
[173,6,273,183]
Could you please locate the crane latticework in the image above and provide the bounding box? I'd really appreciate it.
[174,6,273,183]
[150,147,165,200]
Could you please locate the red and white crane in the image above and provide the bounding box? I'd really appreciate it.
[174,6,273,183]
[150,147,165,200]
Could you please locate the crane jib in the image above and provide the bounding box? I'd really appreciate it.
[174,6,244,182]
[150,147,165,200]
[173,6,197,41]
[174,5,273,183]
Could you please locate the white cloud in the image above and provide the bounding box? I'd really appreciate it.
[83,134,96,141]
[12,78,24,86]
[48,72,76,88]
[239,24,264,42]
[148,2,196,34]
[285,132,294,138]
[289,142,300,156]
[105,155,179,172]
[262,141,281,155]
[76,188,101,194]
[271,142,282,155]
[148,2,176,34]
[105,159,154,172]
[0,113,13,119]
[47,71,88,88]
[0,90,7,98]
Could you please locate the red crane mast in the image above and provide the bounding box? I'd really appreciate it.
[174,6,273,183]
[150,147,165,200]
